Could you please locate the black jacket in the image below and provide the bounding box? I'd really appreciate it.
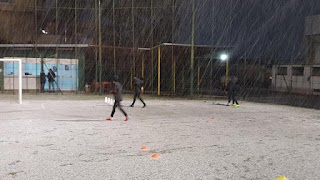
[133,78,143,93]
[47,71,55,82]
[40,72,46,83]
[112,81,123,101]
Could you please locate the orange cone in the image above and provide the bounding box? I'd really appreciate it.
[151,153,159,159]
[140,146,148,151]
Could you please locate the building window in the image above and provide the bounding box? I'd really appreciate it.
[292,67,304,76]
[312,67,320,76]
[277,67,287,75]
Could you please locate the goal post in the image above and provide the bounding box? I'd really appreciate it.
[0,58,22,104]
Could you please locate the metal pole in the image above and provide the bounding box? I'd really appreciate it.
[55,0,59,92]
[95,0,98,83]
[174,58,176,93]
[34,0,37,43]
[74,0,78,44]
[113,0,116,74]
[74,0,78,93]
[210,59,213,95]
[158,47,161,96]
[55,0,58,38]
[132,0,135,77]
[34,0,38,95]
[19,59,22,104]
[98,0,102,94]
[197,61,200,93]
[172,0,175,94]
[190,0,195,96]
[225,60,229,87]
[151,0,154,93]
[142,53,145,78]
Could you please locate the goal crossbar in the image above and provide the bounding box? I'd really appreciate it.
[1,58,22,104]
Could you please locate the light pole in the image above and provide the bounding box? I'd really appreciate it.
[190,0,195,96]
[220,53,229,88]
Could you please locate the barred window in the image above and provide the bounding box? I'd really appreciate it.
[277,67,287,75]
[312,67,320,76]
[292,67,304,76]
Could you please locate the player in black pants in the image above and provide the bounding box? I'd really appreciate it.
[106,75,128,121]
[130,76,146,108]
[227,81,240,107]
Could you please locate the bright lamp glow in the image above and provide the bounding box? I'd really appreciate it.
[41,29,48,34]
[220,54,229,61]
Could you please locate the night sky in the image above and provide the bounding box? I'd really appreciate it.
[41,0,320,62]
[178,0,320,61]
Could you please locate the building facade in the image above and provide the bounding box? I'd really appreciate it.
[272,14,320,95]
[305,14,320,65]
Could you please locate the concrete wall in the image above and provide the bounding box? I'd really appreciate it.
[272,65,320,95]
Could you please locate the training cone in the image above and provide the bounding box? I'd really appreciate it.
[277,176,289,180]
[140,146,148,151]
[151,153,159,159]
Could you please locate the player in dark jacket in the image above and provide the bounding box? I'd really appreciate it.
[227,81,240,107]
[231,81,240,106]
[106,75,128,121]
[129,76,146,108]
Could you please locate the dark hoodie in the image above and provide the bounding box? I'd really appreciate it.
[112,75,123,101]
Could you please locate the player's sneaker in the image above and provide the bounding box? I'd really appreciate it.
[235,104,240,107]
[106,117,112,121]
[142,105,146,108]
[129,105,134,107]
[124,117,128,121]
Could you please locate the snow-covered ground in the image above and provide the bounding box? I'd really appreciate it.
[0,95,319,179]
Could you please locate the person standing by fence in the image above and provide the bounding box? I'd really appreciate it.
[47,69,56,93]
[40,70,46,93]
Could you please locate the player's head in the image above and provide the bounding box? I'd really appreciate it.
[113,75,119,82]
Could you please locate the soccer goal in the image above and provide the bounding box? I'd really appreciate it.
[0,58,22,104]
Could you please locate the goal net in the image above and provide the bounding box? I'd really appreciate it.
[0,58,22,104]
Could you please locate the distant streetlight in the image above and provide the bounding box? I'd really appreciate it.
[220,53,229,87]
[41,29,48,34]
